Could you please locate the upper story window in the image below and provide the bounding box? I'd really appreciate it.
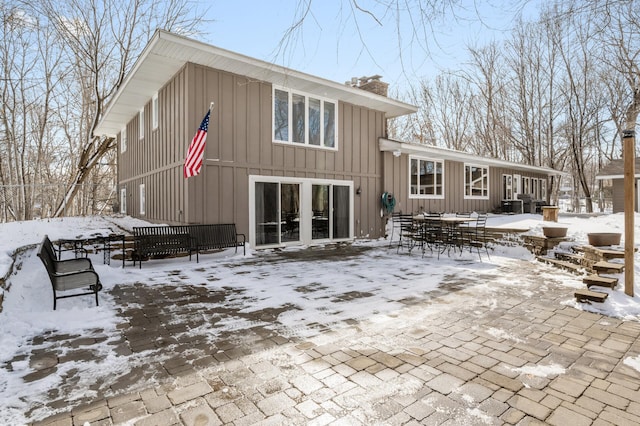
[120,127,127,153]
[273,88,337,149]
[152,93,158,130]
[410,156,444,198]
[464,164,489,199]
[139,109,144,139]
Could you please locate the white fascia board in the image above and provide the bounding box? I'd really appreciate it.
[94,30,417,138]
[380,138,565,176]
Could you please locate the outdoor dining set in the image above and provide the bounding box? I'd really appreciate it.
[390,212,490,260]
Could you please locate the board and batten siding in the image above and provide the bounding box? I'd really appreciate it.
[119,62,390,239]
[118,65,189,224]
[383,153,549,215]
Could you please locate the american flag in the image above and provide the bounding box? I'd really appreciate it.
[183,108,211,178]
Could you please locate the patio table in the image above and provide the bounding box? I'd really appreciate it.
[57,234,126,268]
[413,215,477,257]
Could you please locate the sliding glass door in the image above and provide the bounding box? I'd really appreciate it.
[312,185,329,240]
[255,182,301,246]
[252,177,352,248]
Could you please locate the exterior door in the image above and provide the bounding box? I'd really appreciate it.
[251,176,353,248]
[333,185,350,239]
[312,185,330,240]
[281,183,300,243]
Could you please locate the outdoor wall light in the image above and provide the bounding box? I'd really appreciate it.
[356,187,362,195]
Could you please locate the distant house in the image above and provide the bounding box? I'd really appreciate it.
[596,157,640,213]
[94,30,561,249]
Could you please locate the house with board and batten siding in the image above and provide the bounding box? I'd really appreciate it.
[93,29,561,249]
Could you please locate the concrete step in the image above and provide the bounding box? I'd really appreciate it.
[593,261,624,274]
[583,274,618,289]
[537,256,583,275]
[575,288,608,303]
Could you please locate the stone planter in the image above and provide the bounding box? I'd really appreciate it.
[587,232,621,246]
[542,226,568,238]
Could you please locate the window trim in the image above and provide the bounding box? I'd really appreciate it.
[408,155,445,199]
[120,127,127,153]
[139,109,144,139]
[502,174,513,200]
[152,93,158,130]
[522,176,530,195]
[463,163,490,200]
[540,178,547,201]
[120,188,126,214]
[139,183,146,215]
[272,86,338,150]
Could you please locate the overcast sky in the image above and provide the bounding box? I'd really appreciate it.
[204,0,542,91]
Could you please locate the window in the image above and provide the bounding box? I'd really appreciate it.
[120,188,126,214]
[531,178,539,199]
[152,93,158,129]
[502,174,513,200]
[464,164,489,199]
[513,174,522,196]
[120,127,127,153]
[273,88,337,148]
[139,184,146,215]
[540,178,547,201]
[410,157,444,198]
[522,176,530,195]
[139,109,144,139]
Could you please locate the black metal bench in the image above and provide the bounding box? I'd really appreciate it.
[189,224,246,255]
[37,235,102,310]
[132,226,199,268]
[132,224,246,268]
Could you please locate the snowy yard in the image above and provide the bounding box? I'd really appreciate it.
[0,212,639,424]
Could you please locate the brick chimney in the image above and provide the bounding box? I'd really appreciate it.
[345,75,389,97]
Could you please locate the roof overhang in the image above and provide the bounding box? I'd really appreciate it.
[380,138,566,176]
[94,30,418,138]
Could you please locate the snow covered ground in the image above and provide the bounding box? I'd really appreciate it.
[0,212,639,424]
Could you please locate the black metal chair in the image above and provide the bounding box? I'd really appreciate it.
[468,214,490,260]
[396,214,418,254]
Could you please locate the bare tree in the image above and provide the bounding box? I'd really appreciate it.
[16,0,207,217]
[0,4,66,220]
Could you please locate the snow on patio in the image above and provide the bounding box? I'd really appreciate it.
[0,212,639,424]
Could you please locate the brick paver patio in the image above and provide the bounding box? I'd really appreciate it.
[17,244,640,425]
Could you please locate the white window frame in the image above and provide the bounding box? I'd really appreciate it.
[120,127,127,153]
[540,178,547,201]
[139,184,146,215]
[522,176,530,195]
[152,93,158,130]
[409,156,445,199]
[464,164,489,200]
[120,188,126,214]
[531,178,539,199]
[139,109,144,139]
[272,87,338,150]
[513,174,522,197]
[502,174,513,200]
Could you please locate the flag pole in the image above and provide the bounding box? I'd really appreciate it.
[210,101,215,111]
